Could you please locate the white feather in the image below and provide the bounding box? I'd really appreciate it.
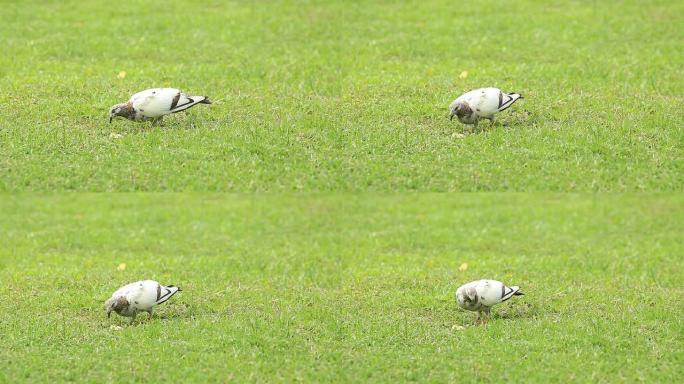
[455,279,522,312]
[449,87,522,125]
[130,88,208,118]
[108,280,180,315]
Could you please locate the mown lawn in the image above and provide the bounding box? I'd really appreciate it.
[1,0,682,191]
[0,194,682,382]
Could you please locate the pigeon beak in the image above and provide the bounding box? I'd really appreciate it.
[109,116,113,123]
[107,310,112,318]
[449,112,454,121]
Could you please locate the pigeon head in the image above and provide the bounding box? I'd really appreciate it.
[456,290,472,309]
[456,286,479,310]
[109,104,123,123]
[456,289,466,305]
[449,102,473,121]
[108,103,134,123]
[105,296,129,318]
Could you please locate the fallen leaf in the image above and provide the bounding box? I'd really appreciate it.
[452,133,466,139]
[459,262,468,271]
[109,133,124,139]
[117,263,126,271]
[459,71,468,79]
[452,325,466,331]
[109,325,123,331]
[117,71,126,79]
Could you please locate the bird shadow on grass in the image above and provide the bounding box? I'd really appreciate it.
[450,302,540,326]
[506,109,534,126]
[494,302,538,321]
[416,302,537,330]
[442,111,534,138]
[97,303,198,328]
[106,114,214,135]
[166,114,222,131]
[450,303,541,329]
[148,303,232,323]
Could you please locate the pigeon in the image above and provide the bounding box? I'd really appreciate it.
[455,279,523,324]
[109,88,211,124]
[105,280,181,321]
[449,88,522,128]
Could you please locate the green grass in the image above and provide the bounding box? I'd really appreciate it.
[1,0,682,191]
[1,0,682,382]
[1,194,682,382]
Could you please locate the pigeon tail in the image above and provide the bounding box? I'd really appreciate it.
[167,284,182,292]
[497,93,523,112]
[510,286,524,295]
[155,285,181,305]
[170,96,211,113]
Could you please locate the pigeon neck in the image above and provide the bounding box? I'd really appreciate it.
[113,296,129,312]
[456,102,473,118]
[118,102,137,121]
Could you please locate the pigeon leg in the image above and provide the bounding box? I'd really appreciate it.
[146,308,153,319]
[151,117,164,127]
[483,308,491,324]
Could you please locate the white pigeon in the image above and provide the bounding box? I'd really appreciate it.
[455,279,523,324]
[109,88,211,123]
[105,280,181,321]
[449,88,523,127]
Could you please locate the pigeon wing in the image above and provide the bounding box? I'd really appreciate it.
[111,281,143,298]
[496,92,522,112]
[135,280,181,307]
[123,280,162,310]
[476,280,522,306]
[469,88,503,116]
[154,284,181,305]
[168,91,197,112]
[168,93,210,114]
[500,284,521,302]
[475,280,507,306]
[131,88,181,118]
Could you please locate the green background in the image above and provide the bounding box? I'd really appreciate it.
[1,0,682,191]
[1,194,683,382]
[1,0,683,382]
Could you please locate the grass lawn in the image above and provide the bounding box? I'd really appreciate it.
[1,194,682,382]
[1,0,682,191]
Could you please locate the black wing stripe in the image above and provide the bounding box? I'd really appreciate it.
[155,287,178,305]
[170,92,181,110]
[170,98,199,113]
[497,93,514,109]
[500,287,516,302]
[497,93,519,112]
